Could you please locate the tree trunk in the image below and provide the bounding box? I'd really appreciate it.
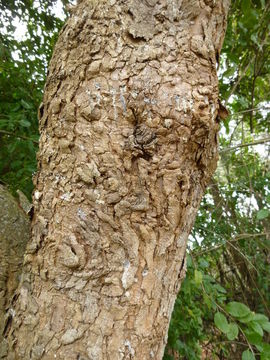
[0,186,30,357]
[5,1,230,359]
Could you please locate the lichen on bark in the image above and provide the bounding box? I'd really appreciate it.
[5,0,230,359]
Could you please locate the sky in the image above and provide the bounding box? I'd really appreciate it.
[12,0,65,42]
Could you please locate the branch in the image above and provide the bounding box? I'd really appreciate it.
[0,129,39,144]
[220,136,270,153]
[228,106,270,118]
[225,58,254,105]
[194,232,269,257]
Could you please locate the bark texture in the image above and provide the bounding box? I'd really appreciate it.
[5,0,230,359]
[0,186,30,357]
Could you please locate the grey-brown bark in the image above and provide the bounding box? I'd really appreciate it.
[4,1,230,359]
[0,186,30,357]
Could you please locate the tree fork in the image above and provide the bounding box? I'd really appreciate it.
[4,0,230,359]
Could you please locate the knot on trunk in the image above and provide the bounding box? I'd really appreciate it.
[126,124,157,159]
[134,124,156,147]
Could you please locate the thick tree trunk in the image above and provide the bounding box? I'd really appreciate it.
[5,1,230,359]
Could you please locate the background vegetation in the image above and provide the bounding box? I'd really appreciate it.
[0,1,269,359]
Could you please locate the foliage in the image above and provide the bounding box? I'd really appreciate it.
[0,1,269,359]
[0,0,65,197]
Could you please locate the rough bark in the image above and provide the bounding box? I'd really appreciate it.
[5,1,230,359]
[0,186,30,357]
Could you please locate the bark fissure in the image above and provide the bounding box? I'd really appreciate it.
[4,0,230,359]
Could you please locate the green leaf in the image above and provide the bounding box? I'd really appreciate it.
[198,258,209,269]
[226,302,251,318]
[214,312,229,333]
[261,343,270,360]
[261,321,270,333]
[186,254,193,267]
[253,314,268,323]
[255,343,264,352]
[214,284,227,294]
[256,209,269,220]
[250,34,258,44]
[203,293,212,309]
[244,329,263,346]
[239,312,255,323]
[242,350,255,360]
[175,339,183,352]
[262,352,270,360]
[21,99,32,110]
[223,119,230,134]
[223,66,237,78]
[241,0,251,15]
[260,0,265,8]
[226,323,239,340]
[249,322,263,336]
[194,270,203,285]
[20,119,31,127]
